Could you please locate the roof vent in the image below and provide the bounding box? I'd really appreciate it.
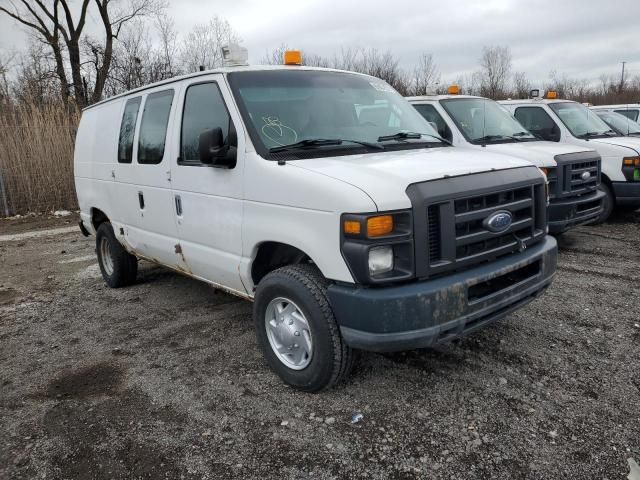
[221,44,249,67]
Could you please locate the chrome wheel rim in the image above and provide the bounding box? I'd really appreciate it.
[265,297,313,370]
[100,236,114,276]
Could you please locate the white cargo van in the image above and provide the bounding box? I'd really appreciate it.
[592,109,640,138]
[500,95,640,218]
[74,49,557,391]
[408,90,604,233]
[591,104,640,122]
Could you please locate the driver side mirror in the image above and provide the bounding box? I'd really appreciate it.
[198,127,235,167]
[546,124,561,142]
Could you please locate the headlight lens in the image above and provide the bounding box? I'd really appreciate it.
[368,246,394,275]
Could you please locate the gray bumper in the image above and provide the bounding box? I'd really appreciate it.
[612,181,640,207]
[547,189,605,233]
[328,236,557,352]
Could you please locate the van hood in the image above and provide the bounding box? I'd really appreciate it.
[483,141,593,168]
[590,136,640,154]
[289,147,534,211]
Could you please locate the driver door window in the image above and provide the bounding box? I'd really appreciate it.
[514,107,560,142]
[180,82,234,166]
[412,104,453,141]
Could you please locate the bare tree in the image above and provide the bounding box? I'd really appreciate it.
[512,71,530,99]
[0,52,14,101]
[0,0,163,105]
[10,42,61,104]
[261,43,291,65]
[409,53,440,96]
[180,16,240,72]
[478,45,512,99]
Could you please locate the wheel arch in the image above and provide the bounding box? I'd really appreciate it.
[250,241,318,287]
[90,207,110,230]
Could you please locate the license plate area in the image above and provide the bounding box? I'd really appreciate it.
[468,260,541,302]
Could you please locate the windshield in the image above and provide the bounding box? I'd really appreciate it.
[227,70,443,157]
[595,111,640,136]
[549,102,615,138]
[439,97,536,144]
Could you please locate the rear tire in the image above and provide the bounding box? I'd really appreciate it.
[96,223,138,288]
[253,264,353,392]
[594,183,614,224]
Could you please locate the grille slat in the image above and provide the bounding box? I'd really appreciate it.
[454,198,533,223]
[427,205,441,263]
[456,218,534,247]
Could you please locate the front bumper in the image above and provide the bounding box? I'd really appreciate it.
[612,181,640,207]
[327,236,557,352]
[547,189,605,233]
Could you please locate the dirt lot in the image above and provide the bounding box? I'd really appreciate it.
[1,212,639,480]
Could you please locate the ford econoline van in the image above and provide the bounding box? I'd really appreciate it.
[500,94,640,218]
[75,48,557,391]
[408,90,604,233]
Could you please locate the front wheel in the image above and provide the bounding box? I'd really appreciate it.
[594,183,614,224]
[96,223,138,288]
[253,264,353,392]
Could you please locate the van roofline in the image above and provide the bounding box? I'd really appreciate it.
[589,103,640,109]
[83,65,375,111]
[498,99,574,105]
[406,94,483,101]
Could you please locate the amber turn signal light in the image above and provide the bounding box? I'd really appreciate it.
[623,156,640,167]
[367,215,393,237]
[343,220,361,235]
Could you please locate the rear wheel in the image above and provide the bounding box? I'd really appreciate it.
[96,223,138,288]
[253,264,353,392]
[594,183,614,223]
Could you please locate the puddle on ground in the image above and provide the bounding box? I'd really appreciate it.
[44,362,125,400]
[0,287,18,305]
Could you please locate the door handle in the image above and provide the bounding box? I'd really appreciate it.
[138,191,145,209]
[175,195,182,216]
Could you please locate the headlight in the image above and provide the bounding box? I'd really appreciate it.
[341,210,413,284]
[368,246,393,275]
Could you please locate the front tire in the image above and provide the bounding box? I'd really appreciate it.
[253,264,353,392]
[96,223,138,288]
[594,183,614,224]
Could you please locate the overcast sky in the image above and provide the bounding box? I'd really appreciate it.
[1,0,638,85]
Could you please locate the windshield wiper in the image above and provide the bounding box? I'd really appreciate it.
[577,131,607,139]
[512,131,535,138]
[269,138,383,154]
[377,131,452,146]
[475,134,524,144]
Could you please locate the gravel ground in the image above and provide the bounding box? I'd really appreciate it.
[1,212,639,480]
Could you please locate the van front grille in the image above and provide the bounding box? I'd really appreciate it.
[406,167,547,280]
[552,153,601,199]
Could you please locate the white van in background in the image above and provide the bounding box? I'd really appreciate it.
[408,89,604,233]
[74,48,557,391]
[591,109,640,137]
[500,94,640,219]
[591,104,640,122]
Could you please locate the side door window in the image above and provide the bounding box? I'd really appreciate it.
[118,97,141,163]
[412,104,453,141]
[614,109,639,122]
[514,106,560,142]
[138,90,174,164]
[180,82,235,166]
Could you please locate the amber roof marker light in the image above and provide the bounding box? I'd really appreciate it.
[284,50,302,66]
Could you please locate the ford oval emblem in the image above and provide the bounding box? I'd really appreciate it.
[581,171,591,181]
[483,210,513,233]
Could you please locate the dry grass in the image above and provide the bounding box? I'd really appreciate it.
[0,101,79,216]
